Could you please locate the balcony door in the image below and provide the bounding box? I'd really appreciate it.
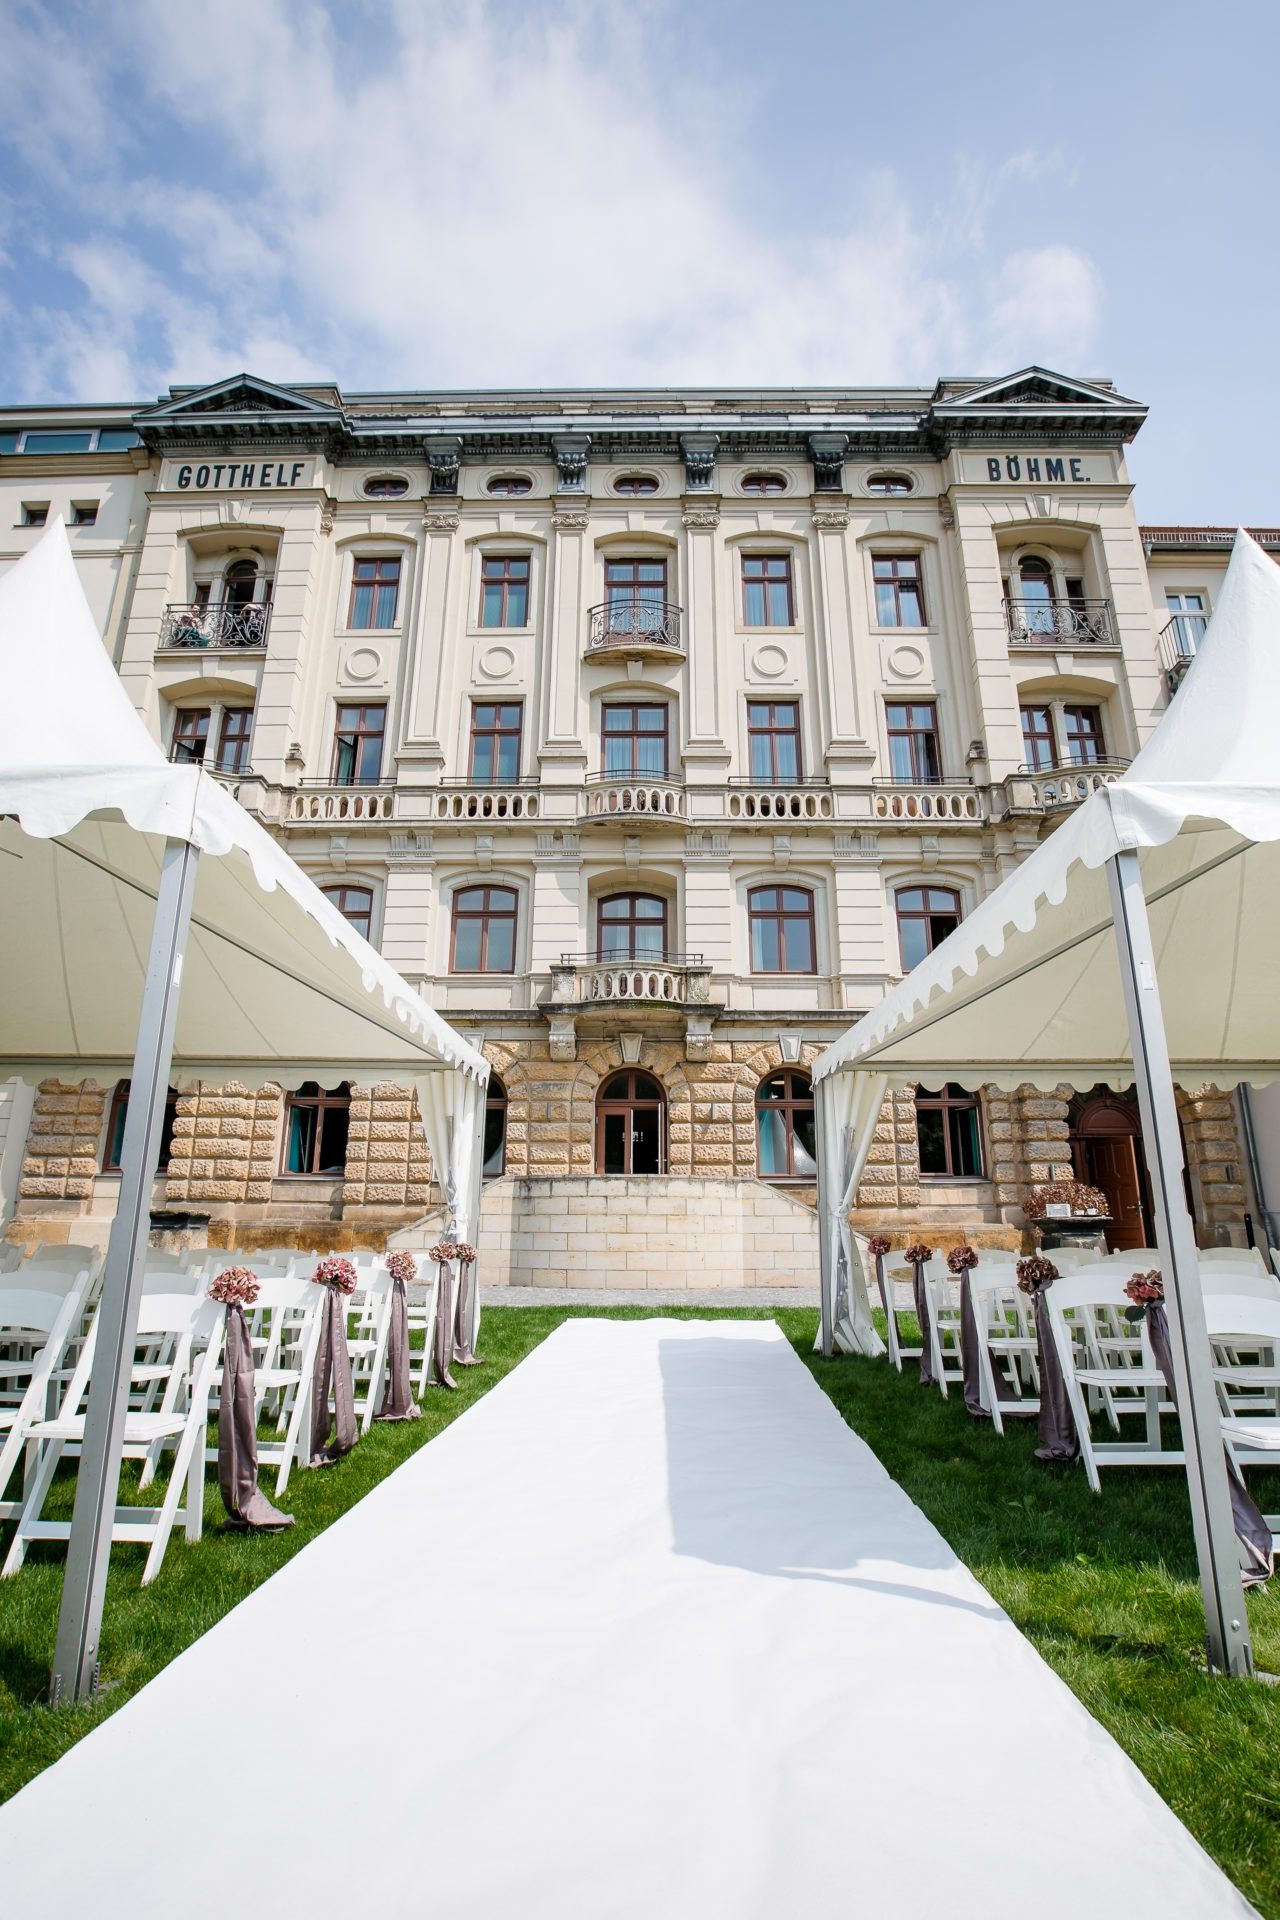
[595,1070,666,1175]
[605,558,667,637]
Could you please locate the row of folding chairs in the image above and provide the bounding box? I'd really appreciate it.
[0,1246,441,1583]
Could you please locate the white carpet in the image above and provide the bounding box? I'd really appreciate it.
[0,1320,1254,1917]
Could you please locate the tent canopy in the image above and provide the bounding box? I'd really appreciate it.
[0,521,486,1092]
[814,529,1280,1095]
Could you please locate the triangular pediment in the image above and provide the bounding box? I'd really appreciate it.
[936,367,1139,411]
[137,374,343,422]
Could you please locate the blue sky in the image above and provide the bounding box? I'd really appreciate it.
[1,0,1276,521]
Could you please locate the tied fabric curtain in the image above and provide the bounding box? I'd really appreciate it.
[417,1070,485,1366]
[816,1070,888,1358]
[218,1304,294,1529]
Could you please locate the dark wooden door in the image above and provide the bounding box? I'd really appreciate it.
[1085,1136,1147,1250]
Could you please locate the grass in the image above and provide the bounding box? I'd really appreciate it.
[3,1302,1280,1914]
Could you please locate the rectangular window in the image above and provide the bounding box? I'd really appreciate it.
[216,707,254,774]
[747,702,801,783]
[895,886,960,972]
[451,885,518,973]
[885,702,941,783]
[602,704,668,776]
[479,555,530,628]
[873,554,926,627]
[916,1084,985,1178]
[23,431,94,453]
[748,886,816,974]
[170,709,210,765]
[21,503,49,527]
[469,702,523,783]
[1165,590,1207,659]
[71,502,99,526]
[321,883,374,943]
[742,554,794,627]
[282,1083,351,1176]
[104,1079,178,1173]
[605,558,667,606]
[1064,705,1103,765]
[348,557,401,629]
[332,704,386,785]
[1020,705,1056,771]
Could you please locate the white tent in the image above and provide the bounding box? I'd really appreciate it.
[0,521,487,1701]
[812,528,1280,1678]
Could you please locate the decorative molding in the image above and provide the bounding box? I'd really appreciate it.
[681,505,720,530]
[474,831,494,870]
[684,830,730,863]
[680,432,719,491]
[772,833,791,870]
[319,500,336,534]
[534,829,581,864]
[551,507,590,532]
[810,502,850,530]
[778,1031,803,1064]
[620,1032,644,1064]
[835,830,880,863]
[919,832,940,871]
[684,1013,714,1062]
[624,834,642,875]
[547,1013,577,1062]
[422,507,461,532]
[809,432,848,493]
[424,434,461,494]
[328,832,348,873]
[388,830,434,867]
[552,434,589,491]
[938,497,956,530]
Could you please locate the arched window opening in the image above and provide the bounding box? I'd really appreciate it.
[756,1070,816,1180]
[223,560,260,612]
[915,1084,984,1178]
[484,1075,508,1179]
[282,1082,351,1176]
[104,1079,178,1173]
[595,1070,666,1175]
[597,893,667,962]
[895,886,960,971]
[321,884,374,943]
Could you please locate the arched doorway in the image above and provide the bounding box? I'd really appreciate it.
[483,1074,507,1178]
[595,1070,666,1175]
[1069,1091,1152,1250]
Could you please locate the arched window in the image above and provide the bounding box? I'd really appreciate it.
[613,474,659,496]
[895,886,960,971]
[597,893,667,962]
[742,472,787,495]
[450,885,518,973]
[223,559,260,612]
[281,1082,351,1176]
[1016,555,1054,633]
[321,883,374,942]
[484,1075,507,1179]
[756,1070,816,1179]
[595,1070,665,1175]
[104,1079,178,1172]
[748,886,816,974]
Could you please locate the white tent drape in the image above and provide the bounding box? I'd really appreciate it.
[416,1070,485,1352]
[816,1070,887,1357]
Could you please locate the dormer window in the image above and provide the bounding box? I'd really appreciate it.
[488,475,533,496]
[742,472,787,495]
[867,473,913,495]
[614,474,659,496]
[364,475,410,498]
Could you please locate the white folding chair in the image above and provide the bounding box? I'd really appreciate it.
[1201,1246,1267,1269]
[205,1275,324,1493]
[1201,1268,1280,1302]
[968,1264,1039,1432]
[1043,1271,1181,1492]
[0,1280,95,1518]
[3,1294,224,1584]
[23,1243,104,1278]
[405,1265,441,1402]
[347,1264,398,1433]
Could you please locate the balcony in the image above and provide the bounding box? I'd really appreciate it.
[158,602,271,650]
[726,781,833,821]
[579,774,686,826]
[1159,613,1206,692]
[999,758,1129,817]
[871,781,986,823]
[435,783,540,822]
[1003,597,1116,647]
[289,782,395,822]
[549,953,712,1009]
[585,599,685,661]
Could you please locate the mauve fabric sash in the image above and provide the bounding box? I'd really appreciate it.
[433,1260,458,1389]
[374,1277,422,1423]
[310,1285,357,1466]
[1146,1302,1273,1587]
[453,1260,481,1367]
[959,1277,1022,1420]
[912,1262,935,1387]
[1032,1286,1080,1462]
[217,1304,294,1529]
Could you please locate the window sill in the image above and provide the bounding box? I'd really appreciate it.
[335,625,404,639]
[469,625,533,637]
[917,1175,991,1186]
[873,624,936,635]
[735,625,802,636]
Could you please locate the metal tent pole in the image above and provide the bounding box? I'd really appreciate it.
[814,1079,836,1358]
[50,837,200,1705]
[464,1075,487,1353]
[1107,847,1253,1677]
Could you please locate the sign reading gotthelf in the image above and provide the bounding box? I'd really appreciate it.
[166,456,316,491]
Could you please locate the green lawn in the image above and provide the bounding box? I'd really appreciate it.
[2,1303,1279,1915]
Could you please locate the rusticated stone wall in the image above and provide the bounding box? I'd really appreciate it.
[164,1083,282,1203]
[342,1083,433,1209]
[1179,1087,1248,1230]
[18,1080,107,1199]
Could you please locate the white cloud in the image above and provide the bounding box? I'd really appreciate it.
[0,0,1107,397]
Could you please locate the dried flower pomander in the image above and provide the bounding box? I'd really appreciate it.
[312,1255,357,1295]
[209,1266,260,1307]
[867,1235,892,1259]
[454,1243,477,1264]
[1125,1270,1165,1307]
[946,1243,979,1274]
[1016,1255,1059,1295]
[1024,1179,1109,1220]
[904,1242,934,1267]
[385,1250,417,1285]
[430,1240,478,1265]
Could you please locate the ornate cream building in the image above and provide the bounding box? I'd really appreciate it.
[1,369,1274,1280]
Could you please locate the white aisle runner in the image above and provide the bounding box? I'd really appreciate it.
[0,1320,1254,1917]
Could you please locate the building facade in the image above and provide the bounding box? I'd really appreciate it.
[2,369,1272,1279]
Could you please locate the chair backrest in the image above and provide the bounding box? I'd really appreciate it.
[1035,1247,1089,1273]
[1204,1295,1280,1344]
[0,1287,80,1339]
[1098,1248,1160,1266]
[141,1266,207,1295]
[134,1295,223,1341]
[1200,1269,1280,1301]
[139,1249,199,1274]
[967,1263,1023,1298]
[25,1242,101,1271]
[1200,1247,1266,1268]
[1045,1269,1135,1311]
[0,1264,90,1297]
[0,1244,25,1273]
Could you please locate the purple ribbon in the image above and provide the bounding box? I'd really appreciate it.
[217,1303,294,1529]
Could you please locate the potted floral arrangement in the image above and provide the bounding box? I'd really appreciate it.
[1025,1178,1111,1254]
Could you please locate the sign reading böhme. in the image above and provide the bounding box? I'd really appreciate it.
[166,457,316,491]
[985,454,1091,483]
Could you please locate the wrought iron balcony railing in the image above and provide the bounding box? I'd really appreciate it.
[1003,597,1116,646]
[159,602,272,649]
[1159,612,1207,689]
[586,599,684,653]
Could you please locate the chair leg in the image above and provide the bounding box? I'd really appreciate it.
[2,1437,65,1576]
